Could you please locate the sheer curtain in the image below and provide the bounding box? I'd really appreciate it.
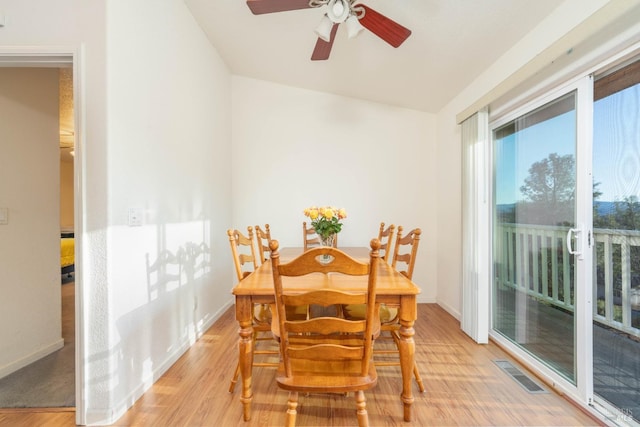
[461,108,490,343]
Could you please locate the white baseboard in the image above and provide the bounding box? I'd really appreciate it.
[0,338,65,380]
[437,299,461,321]
[417,295,437,304]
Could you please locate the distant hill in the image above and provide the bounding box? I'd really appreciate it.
[496,203,515,215]
[496,201,618,216]
[594,201,616,216]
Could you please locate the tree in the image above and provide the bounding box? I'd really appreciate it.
[614,195,640,230]
[520,153,575,204]
[519,153,575,226]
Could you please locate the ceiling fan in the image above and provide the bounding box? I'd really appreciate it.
[246,0,412,61]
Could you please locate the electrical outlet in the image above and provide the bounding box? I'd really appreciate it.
[128,208,143,226]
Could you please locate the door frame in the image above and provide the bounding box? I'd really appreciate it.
[0,46,86,425]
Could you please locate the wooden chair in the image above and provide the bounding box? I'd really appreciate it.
[379,226,425,392]
[303,221,338,251]
[253,224,277,335]
[342,225,425,392]
[341,222,394,319]
[228,227,258,281]
[227,227,278,393]
[303,221,343,317]
[254,224,271,266]
[378,222,396,263]
[392,226,422,280]
[270,239,381,427]
[372,223,395,326]
[302,221,321,251]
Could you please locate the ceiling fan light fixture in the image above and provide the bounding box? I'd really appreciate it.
[331,0,344,16]
[314,14,334,42]
[345,13,364,39]
[327,0,350,23]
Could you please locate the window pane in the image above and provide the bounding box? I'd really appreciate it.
[493,91,577,383]
[593,62,640,422]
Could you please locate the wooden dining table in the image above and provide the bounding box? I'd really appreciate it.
[231,246,421,422]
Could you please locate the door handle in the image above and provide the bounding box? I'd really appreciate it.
[566,225,583,260]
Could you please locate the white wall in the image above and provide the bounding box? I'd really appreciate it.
[232,76,437,302]
[103,0,232,424]
[0,0,232,424]
[0,68,63,378]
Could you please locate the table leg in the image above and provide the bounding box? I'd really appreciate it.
[398,295,416,422]
[236,297,254,421]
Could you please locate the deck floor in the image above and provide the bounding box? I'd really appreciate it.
[494,288,639,423]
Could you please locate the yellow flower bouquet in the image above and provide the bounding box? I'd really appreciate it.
[303,206,347,239]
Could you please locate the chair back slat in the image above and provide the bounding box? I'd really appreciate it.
[288,345,365,361]
[303,221,322,251]
[377,222,396,263]
[391,226,421,280]
[286,317,366,335]
[227,227,257,282]
[283,289,366,306]
[279,247,368,276]
[238,253,255,264]
[254,224,271,264]
[303,222,339,251]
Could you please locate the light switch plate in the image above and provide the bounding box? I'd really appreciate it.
[0,207,8,225]
[128,208,143,226]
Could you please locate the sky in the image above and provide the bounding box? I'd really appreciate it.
[593,85,640,202]
[494,108,575,205]
[494,84,640,205]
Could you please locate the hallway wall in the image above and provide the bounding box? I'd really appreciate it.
[0,68,63,378]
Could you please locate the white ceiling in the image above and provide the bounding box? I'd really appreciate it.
[185,0,566,113]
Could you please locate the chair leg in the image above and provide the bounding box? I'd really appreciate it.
[413,362,425,393]
[390,330,425,392]
[228,361,241,393]
[229,327,262,393]
[285,391,298,427]
[354,390,369,427]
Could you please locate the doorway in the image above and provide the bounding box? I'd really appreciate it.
[0,66,76,409]
[0,50,84,424]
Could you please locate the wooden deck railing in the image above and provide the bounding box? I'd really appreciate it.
[495,224,640,338]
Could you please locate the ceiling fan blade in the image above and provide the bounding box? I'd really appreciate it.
[357,4,411,48]
[311,23,339,61]
[246,0,313,15]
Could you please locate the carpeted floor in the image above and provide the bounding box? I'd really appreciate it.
[0,279,75,408]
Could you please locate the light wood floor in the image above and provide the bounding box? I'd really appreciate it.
[0,304,602,427]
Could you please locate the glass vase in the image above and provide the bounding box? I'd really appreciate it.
[320,233,336,248]
[318,233,336,264]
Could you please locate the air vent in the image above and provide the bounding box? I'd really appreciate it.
[494,360,547,394]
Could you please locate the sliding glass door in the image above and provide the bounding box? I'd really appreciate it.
[486,54,640,424]
[493,90,579,381]
[491,78,593,400]
[592,60,640,423]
